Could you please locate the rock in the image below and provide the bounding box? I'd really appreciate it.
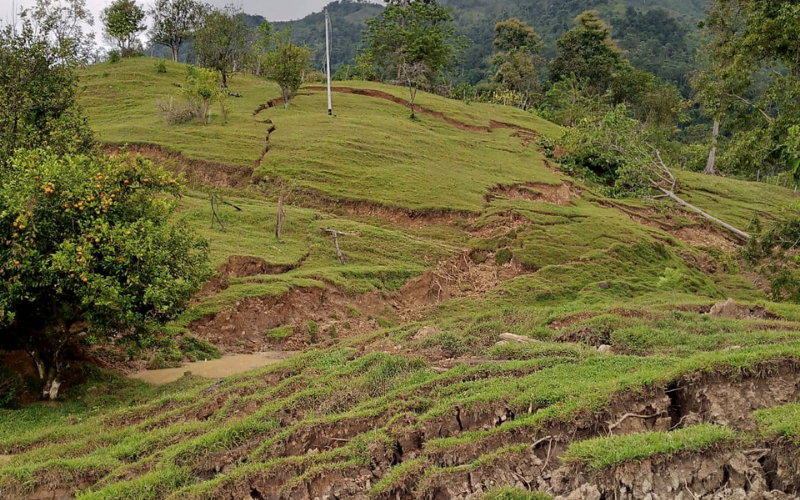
[413,325,439,341]
[557,484,602,500]
[709,298,742,318]
[597,344,613,353]
[598,282,610,289]
[498,332,540,344]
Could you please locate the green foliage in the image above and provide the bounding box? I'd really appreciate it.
[744,210,800,302]
[694,0,800,178]
[360,0,467,85]
[179,336,220,362]
[0,8,94,166]
[148,0,206,62]
[107,50,121,63]
[491,19,544,110]
[560,105,656,196]
[194,5,249,87]
[549,11,623,92]
[0,361,23,409]
[0,150,210,398]
[262,27,313,109]
[563,424,738,469]
[181,66,227,124]
[154,59,167,74]
[100,0,146,57]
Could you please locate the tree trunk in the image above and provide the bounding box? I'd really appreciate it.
[704,120,719,175]
[221,71,228,89]
[657,187,750,240]
[171,44,180,62]
[282,87,289,110]
[43,361,63,400]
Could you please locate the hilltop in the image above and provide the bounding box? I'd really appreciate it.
[3,57,800,500]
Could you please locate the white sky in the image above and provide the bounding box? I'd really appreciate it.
[1,0,378,24]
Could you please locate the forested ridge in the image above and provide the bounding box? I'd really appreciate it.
[250,0,702,92]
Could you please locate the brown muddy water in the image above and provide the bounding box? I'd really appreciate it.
[131,351,294,384]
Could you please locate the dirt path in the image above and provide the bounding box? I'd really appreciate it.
[130,352,294,384]
[303,86,540,140]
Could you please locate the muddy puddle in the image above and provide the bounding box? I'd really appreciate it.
[131,351,294,384]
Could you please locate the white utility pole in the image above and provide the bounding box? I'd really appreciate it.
[325,8,332,116]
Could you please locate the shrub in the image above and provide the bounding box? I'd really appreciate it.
[0,361,24,408]
[155,59,167,74]
[108,50,122,63]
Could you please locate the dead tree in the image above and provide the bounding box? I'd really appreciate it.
[649,149,750,240]
[210,193,243,232]
[321,228,358,265]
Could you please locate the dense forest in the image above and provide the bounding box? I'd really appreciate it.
[247,0,702,93]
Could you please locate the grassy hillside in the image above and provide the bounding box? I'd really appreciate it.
[3,57,800,499]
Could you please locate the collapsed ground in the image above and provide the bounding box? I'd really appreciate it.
[2,58,800,500]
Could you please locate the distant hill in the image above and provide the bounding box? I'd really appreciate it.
[274,0,704,92]
[245,0,384,75]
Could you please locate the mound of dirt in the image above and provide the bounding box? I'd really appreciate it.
[487,182,577,206]
[189,285,394,354]
[103,143,253,189]
[400,252,526,307]
[708,299,780,320]
[199,254,307,297]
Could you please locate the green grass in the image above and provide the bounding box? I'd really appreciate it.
[80,59,563,213]
[4,56,798,500]
[756,403,800,444]
[562,424,739,469]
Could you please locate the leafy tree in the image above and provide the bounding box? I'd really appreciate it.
[263,28,312,110]
[251,21,273,76]
[360,0,466,87]
[0,3,94,167]
[183,66,227,123]
[194,5,249,88]
[0,150,210,399]
[694,0,800,178]
[101,0,146,57]
[491,18,544,110]
[148,0,206,62]
[549,11,623,92]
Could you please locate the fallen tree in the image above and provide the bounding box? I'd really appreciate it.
[561,105,750,241]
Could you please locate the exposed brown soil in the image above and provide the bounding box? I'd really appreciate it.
[305,86,541,141]
[673,226,738,253]
[600,199,740,252]
[253,93,313,115]
[487,182,577,206]
[199,254,309,297]
[399,252,527,308]
[103,143,253,189]
[182,361,800,500]
[189,252,528,357]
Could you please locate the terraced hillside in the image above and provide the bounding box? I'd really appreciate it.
[3,58,800,500]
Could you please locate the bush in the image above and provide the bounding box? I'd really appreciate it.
[108,50,122,63]
[0,362,24,408]
[180,336,220,362]
[155,59,167,74]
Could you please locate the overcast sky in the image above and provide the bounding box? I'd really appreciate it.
[2,0,377,23]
